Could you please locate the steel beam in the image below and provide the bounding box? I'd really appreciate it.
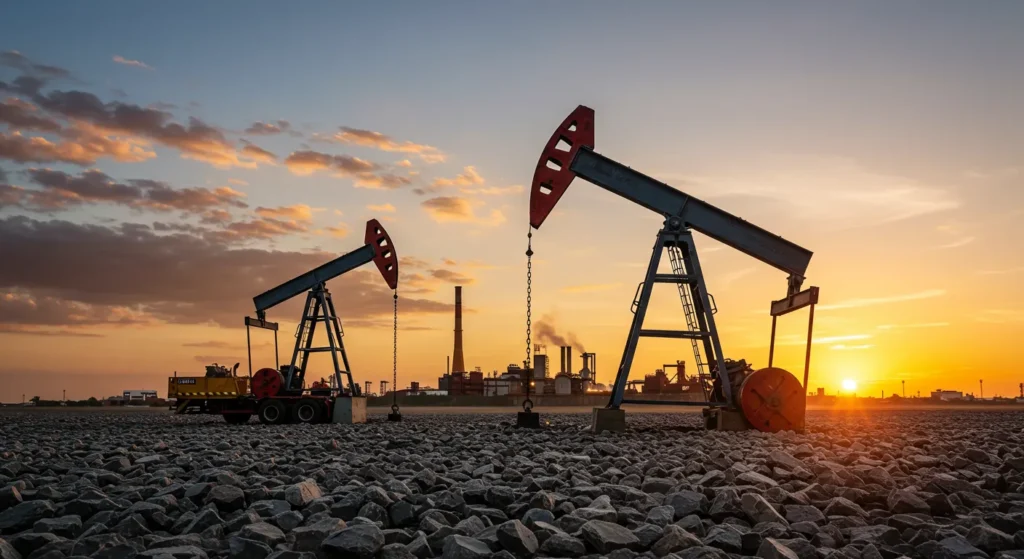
[253,244,375,315]
[571,148,812,278]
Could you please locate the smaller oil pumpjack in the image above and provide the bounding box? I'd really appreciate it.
[529,106,820,433]
[169,219,398,424]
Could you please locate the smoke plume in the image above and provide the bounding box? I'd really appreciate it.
[534,314,585,353]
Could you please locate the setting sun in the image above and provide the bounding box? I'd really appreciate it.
[842,379,858,392]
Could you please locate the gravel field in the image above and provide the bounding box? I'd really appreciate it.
[1,409,1024,559]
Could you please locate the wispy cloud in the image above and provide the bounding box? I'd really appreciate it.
[112,55,152,70]
[818,289,945,311]
[975,309,1024,324]
[561,283,622,294]
[977,267,1024,276]
[316,127,444,163]
[877,322,949,330]
[831,344,873,351]
[420,196,505,226]
[936,236,975,249]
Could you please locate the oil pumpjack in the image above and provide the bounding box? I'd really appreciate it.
[168,219,399,424]
[527,106,820,433]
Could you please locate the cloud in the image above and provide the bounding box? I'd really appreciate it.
[429,269,474,285]
[0,324,103,337]
[975,309,1024,324]
[431,166,484,189]
[367,203,396,213]
[441,258,457,266]
[240,142,277,164]
[26,88,257,168]
[936,236,976,249]
[830,344,873,351]
[0,215,451,328]
[561,283,622,294]
[214,216,308,242]
[876,322,949,330]
[182,340,236,348]
[0,128,155,166]
[112,56,152,70]
[0,51,71,79]
[284,150,376,176]
[319,126,444,163]
[244,120,291,135]
[10,168,248,214]
[460,185,524,196]
[0,97,63,132]
[817,289,946,311]
[395,159,412,168]
[255,204,313,222]
[399,256,431,269]
[421,196,506,226]
[353,173,411,190]
[325,223,349,238]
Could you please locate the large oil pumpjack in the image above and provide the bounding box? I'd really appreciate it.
[528,106,820,433]
[169,219,398,425]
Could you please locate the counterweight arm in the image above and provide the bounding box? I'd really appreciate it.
[530,105,813,282]
[252,219,398,320]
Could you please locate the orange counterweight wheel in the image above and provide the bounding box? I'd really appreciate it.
[738,367,806,433]
[252,368,284,399]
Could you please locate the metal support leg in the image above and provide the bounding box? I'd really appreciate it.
[324,291,356,394]
[768,315,777,367]
[608,234,664,408]
[803,303,815,389]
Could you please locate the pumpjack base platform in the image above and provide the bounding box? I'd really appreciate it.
[591,407,626,433]
[332,396,367,424]
[703,407,750,431]
[387,412,402,422]
[517,411,540,429]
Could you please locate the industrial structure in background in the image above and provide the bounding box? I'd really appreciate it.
[526,105,820,433]
[168,219,398,425]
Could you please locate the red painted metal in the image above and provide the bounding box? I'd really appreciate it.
[530,105,595,229]
[739,367,806,433]
[252,368,284,400]
[365,219,398,290]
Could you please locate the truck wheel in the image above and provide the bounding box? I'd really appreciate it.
[224,413,251,425]
[257,399,287,425]
[294,398,323,424]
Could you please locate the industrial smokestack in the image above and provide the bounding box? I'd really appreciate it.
[560,347,566,374]
[452,286,465,373]
[566,347,572,375]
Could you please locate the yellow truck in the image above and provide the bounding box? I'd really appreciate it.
[169,363,255,423]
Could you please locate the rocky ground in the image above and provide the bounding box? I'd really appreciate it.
[2,409,1024,559]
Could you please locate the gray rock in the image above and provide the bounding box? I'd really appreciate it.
[379,543,416,559]
[848,525,900,546]
[540,532,586,556]
[647,505,675,527]
[521,508,554,528]
[206,485,246,513]
[666,491,709,519]
[137,546,209,559]
[967,525,1014,553]
[228,536,273,559]
[785,505,825,525]
[0,488,21,513]
[823,497,866,518]
[741,494,787,526]
[939,535,989,558]
[709,489,743,521]
[0,500,55,534]
[271,510,303,532]
[238,522,286,546]
[33,515,81,538]
[441,535,492,559]
[321,524,384,558]
[292,518,345,551]
[184,508,222,534]
[886,490,930,515]
[496,519,538,555]
[285,481,321,509]
[581,519,640,554]
[704,525,743,553]
[757,538,800,559]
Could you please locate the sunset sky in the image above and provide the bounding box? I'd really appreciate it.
[1,2,1022,402]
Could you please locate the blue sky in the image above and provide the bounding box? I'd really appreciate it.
[1,1,1022,399]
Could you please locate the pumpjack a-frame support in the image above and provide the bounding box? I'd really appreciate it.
[608,220,732,409]
[285,284,356,396]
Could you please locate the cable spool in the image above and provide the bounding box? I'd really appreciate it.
[252,368,284,399]
[738,367,806,432]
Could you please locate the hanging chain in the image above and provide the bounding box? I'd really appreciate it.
[392,291,399,412]
[525,230,533,368]
[523,228,534,411]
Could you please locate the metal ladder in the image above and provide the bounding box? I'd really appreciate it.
[668,245,713,402]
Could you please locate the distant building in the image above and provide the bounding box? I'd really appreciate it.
[931,389,964,401]
[123,390,158,401]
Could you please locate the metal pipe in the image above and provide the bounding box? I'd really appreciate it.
[768,315,777,367]
[803,303,815,388]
